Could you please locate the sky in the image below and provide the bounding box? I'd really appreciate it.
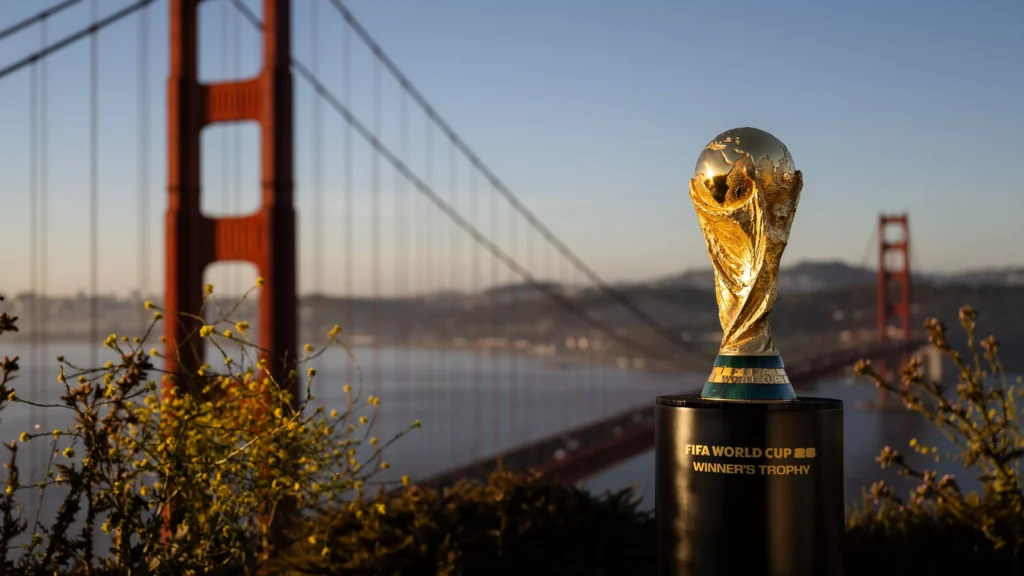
[0,0,1022,297]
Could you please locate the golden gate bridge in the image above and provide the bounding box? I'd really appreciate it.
[0,0,924,490]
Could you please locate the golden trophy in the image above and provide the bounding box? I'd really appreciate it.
[655,127,844,575]
[690,127,802,400]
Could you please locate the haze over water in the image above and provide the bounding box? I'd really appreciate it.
[2,343,970,513]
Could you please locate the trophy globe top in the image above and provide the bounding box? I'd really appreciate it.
[695,127,796,206]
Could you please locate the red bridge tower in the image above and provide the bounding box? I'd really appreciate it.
[877,214,912,386]
[164,0,296,384]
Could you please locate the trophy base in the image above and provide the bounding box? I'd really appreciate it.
[700,354,796,401]
[655,395,844,576]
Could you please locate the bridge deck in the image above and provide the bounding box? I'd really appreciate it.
[419,340,925,490]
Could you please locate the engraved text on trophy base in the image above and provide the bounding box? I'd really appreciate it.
[683,443,818,476]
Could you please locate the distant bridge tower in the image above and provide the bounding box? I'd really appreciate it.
[164,0,296,383]
[877,214,911,386]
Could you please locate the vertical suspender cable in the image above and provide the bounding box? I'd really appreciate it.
[312,0,323,346]
[231,6,241,295]
[29,28,39,475]
[507,207,516,446]
[490,183,500,454]
[446,141,456,467]
[342,17,354,385]
[371,55,382,432]
[221,2,229,217]
[397,90,409,442]
[424,117,435,462]
[525,220,533,440]
[86,2,99,558]
[89,0,99,368]
[218,0,229,305]
[470,166,480,458]
[40,17,50,466]
[138,4,150,331]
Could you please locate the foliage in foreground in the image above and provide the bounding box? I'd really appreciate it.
[6,287,1024,574]
[0,285,415,575]
[273,470,654,576]
[848,305,1024,575]
[279,305,1024,576]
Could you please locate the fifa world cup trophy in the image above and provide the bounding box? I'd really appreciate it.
[690,127,802,400]
[655,128,845,576]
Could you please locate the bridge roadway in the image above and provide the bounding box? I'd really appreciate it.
[419,339,927,490]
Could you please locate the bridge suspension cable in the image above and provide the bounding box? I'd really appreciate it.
[225,0,700,362]
[325,0,697,358]
[294,61,685,363]
[0,0,156,82]
[0,0,86,43]
[227,2,679,362]
[228,0,700,363]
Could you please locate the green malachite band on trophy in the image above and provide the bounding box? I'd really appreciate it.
[700,355,797,401]
[713,355,785,368]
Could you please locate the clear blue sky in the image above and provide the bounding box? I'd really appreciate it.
[0,0,1022,297]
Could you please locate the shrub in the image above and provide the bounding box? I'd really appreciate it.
[0,285,416,575]
[273,470,655,576]
[849,305,1024,574]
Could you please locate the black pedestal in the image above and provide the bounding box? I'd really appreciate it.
[655,395,844,576]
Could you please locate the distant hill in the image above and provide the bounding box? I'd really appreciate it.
[649,261,1024,293]
[651,261,878,293]
[933,267,1024,288]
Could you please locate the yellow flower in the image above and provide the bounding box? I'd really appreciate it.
[6,392,14,402]
[343,384,352,393]
[401,475,410,486]
[104,361,113,369]
[329,409,338,419]
[18,432,28,443]
[144,300,154,309]
[205,284,214,295]
[413,420,422,428]
[380,461,390,470]
[307,534,316,545]
[223,329,233,338]
[52,429,61,439]
[307,367,317,377]
[235,320,249,333]
[304,343,314,354]
[255,276,266,287]
[5,486,12,495]
[321,547,330,557]
[104,334,117,347]
[328,325,341,339]
[369,437,378,445]
[199,325,214,338]
[150,348,159,357]
[57,372,65,383]
[359,416,368,425]
[62,447,75,459]
[375,502,386,514]
[153,311,163,320]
